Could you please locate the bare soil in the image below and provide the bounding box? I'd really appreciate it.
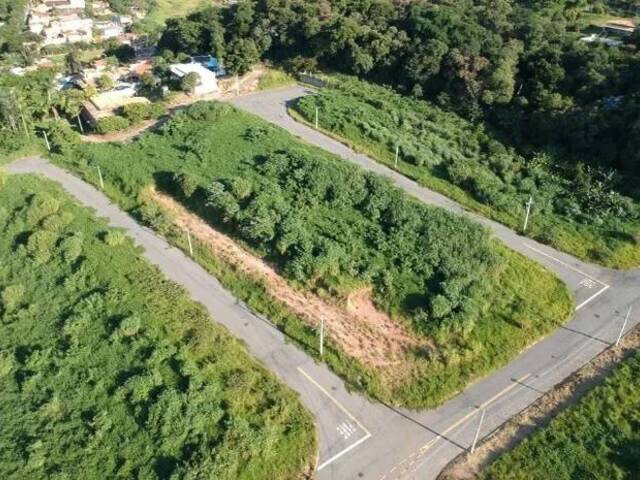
[438,325,640,480]
[149,189,432,371]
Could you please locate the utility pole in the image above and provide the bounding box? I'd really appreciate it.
[96,165,104,189]
[77,114,84,134]
[186,229,193,257]
[471,408,486,454]
[42,130,51,151]
[394,144,400,169]
[523,196,533,232]
[315,106,319,129]
[615,305,632,346]
[319,317,324,356]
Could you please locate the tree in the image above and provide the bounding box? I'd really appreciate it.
[181,72,201,94]
[65,51,83,75]
[96,74,115,92]
[225,38,260,75]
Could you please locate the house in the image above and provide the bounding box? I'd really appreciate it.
[191,55,226,76]
[580,33,623,47]
[44,0,85,10]
[81,87,149,126]
[94,20,123,39]
[169,63,218,95]
[602,20,636,37]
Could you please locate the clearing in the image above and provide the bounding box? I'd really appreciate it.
[49,101,573,408]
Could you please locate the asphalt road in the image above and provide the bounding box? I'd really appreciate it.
[9,98,639,479]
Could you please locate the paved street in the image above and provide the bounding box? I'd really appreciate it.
[9,98,639,480]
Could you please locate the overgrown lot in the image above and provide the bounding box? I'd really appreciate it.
[51,102,573,408]
[293,77,640,269]
[483,351,640,479]
[0,174,316,479]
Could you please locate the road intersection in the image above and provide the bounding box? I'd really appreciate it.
[8,88,639,478]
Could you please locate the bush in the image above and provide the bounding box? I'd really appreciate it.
[102,230,126,246]
[120,102,164,124]
[95,116,130,134]
[172,171,199,199]
[1,284,25,312]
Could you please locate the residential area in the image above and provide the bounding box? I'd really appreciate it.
[0,1,639,480]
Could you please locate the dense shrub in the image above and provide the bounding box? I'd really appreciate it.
[0,175,316,479]
[120,102,164,124]
[294,77,640,268]
[484,352,640,480]
[55,101,572,407]
[95,115,130,134]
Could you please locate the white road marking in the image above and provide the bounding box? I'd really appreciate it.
[575,284,610,311]
[523,243,604,283]
[297,367,372,471]
[579,277,598,289]
[523,243,610,311]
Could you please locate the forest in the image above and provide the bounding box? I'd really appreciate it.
[155,0,640,181]
[293,76,640,268]
[0,173,316,479]
[483,351,640,479]
[49,101,573,407]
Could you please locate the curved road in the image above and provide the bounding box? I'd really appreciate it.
[9,91,639,479]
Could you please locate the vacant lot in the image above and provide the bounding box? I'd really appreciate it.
[482,351,640,479]
[293,76,640,269]
[0,174,316,479]
[51,102,572,408]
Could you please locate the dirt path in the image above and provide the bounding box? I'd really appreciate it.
[438,325,640,479]
[149,188,430,370]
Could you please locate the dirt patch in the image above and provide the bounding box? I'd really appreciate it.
[438,325,640,480]
[149,188,431,370]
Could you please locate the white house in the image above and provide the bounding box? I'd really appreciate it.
[169,63,218,95]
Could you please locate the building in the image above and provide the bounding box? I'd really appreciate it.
[602,20,636,37]
[81,87,149,126]
[44,0,86,9]
[580,33,623,47]
[94,20,123,39]
[169,63,218,95]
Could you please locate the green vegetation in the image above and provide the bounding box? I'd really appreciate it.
[0,173,316,479]
[293,77,640,268]
[483,351,640,479]
[52,101,573,408]
[257,70,296,91]
[95,115,131,134]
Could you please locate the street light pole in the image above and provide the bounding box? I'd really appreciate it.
[319,317,324,356]
[42,130,51,151]
[394,144,399,169]
[315,106,319,129]
[615,306,632,346]
[523,196,533,232]
[96,166,104,189]
[471,408,486,454]
[186,229,194,257]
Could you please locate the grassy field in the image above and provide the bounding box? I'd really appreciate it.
[257,69,296,91]
[0,173,316,479]
[145,0,209,27]
[49,101,573,408]
[483,351,640,479]
[292,76,640,269]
